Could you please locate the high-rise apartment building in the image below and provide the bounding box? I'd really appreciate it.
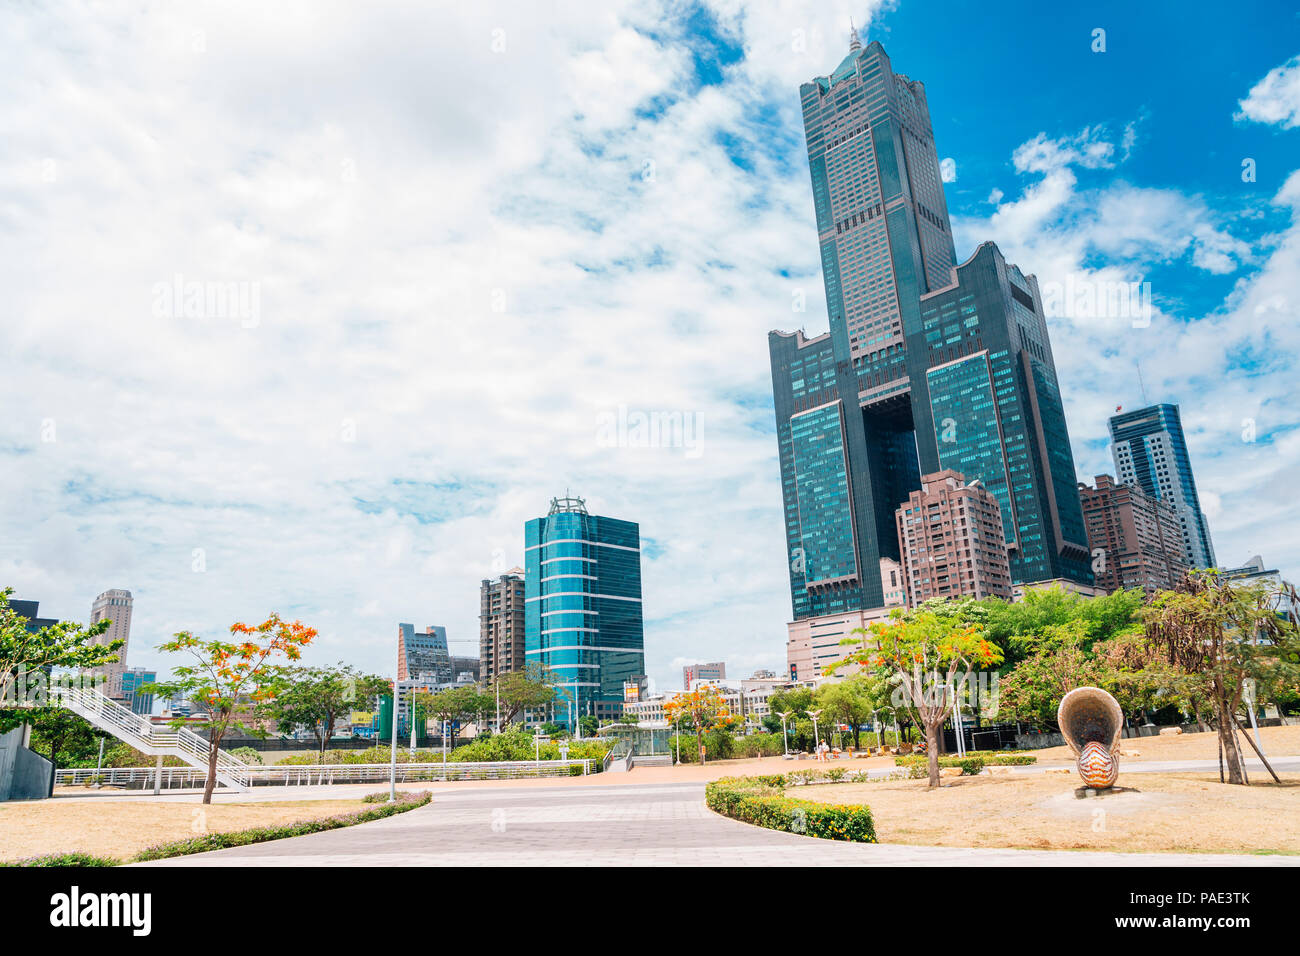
[896,470,1014,605]
[1109,403,1216,569]
[1078,474,1187,595]
[525,494,644,730]
[682,662,725,688]
[480,568,525,684]
[769,35,1091,625]
[396,624,451,683]
[89,589,133,699]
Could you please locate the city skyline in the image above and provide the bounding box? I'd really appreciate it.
[2,1,1298,693]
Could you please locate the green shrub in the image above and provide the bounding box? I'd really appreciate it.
[229,747,264,765]
[959,757,985,775]
[894,752,1035,767]
[706,776,875,843]
[0,852,120,867]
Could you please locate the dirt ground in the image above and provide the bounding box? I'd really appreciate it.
[0,799,367,863]
[795,771,1300,854]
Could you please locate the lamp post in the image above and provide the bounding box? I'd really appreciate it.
[806,709,823,754]
[776,710,792,757]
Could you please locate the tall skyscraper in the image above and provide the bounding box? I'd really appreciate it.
[480,568,525,684]
[1109,403,1216,569]
[396,623,451,683]
[770,35,1091,630]
[525,494,644,730]
[896,470,1014,605]
[1078,474,1187,594]
[89,589,132,699]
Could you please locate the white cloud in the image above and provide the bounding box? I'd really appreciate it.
[1236,55,1300,129]
[0,0,895,692]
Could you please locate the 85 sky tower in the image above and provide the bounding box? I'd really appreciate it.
[770,32,1092,621]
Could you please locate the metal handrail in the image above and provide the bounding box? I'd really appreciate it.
[56,758,595,788]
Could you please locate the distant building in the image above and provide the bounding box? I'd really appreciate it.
[1109,403,1216,569]
[2,598,58,633]
[397,624,451,683]
[784,557,904,684]
[89,589,133,699]
[682,662,726,688]
[450,656,481,683]
[480,568,525,684]
[119,667,157,716]
[1221,556,1295,623]
[525,494,645,730]
[896,470,1014,605]
[1079,474,1187,595]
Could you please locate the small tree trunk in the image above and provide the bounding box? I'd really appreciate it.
[1216,697,1244,785]
[925,722,940,789]
[203,743,219,804]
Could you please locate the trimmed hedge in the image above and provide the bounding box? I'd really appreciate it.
[705,776,876,843]
[131,790,433,861]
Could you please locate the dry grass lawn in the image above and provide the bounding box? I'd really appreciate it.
[796,771,1300,854]
[1030,722,1300,764]
[0,799,367,863]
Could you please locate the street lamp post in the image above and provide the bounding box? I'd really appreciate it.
[806,709,823,754]
[776,710,792,757]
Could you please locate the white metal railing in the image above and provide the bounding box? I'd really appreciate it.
[56,759,594,789]
[50,684,250,790]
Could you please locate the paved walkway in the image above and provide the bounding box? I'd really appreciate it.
[137,781,1299,867]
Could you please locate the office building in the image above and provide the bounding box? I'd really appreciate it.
[896,470,1014,605]
[2,598,58,633]
[480,568,525,684]
[525,494,645,730]
[396,624,451,683]
[1079,474,1187,594]
[682,662,725,688]
[119,667,157,716]
[1109,403,1216,569]
[769,35,1092,630]
[89,589,133,699]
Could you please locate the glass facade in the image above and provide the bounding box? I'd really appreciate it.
[770,37,1093,621]
[1109,404,1216,569]
[525,497,644,730]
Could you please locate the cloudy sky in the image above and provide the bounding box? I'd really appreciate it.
[3,0,1298,693]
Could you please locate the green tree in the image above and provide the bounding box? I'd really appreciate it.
[26,709,112,769]
[830,608,1002,788]
[1,587,119,734]
[664,685,734,765]
[996,621,1105,728]
[150,613,317,804]
[489,664,557,726]
[1139,571,1300,785]
[419,685,492,739]
[814,675,877,749]
[263,663,388,762]
[578,715,599,738]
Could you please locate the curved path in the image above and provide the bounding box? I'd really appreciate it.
[138,780,1298,867]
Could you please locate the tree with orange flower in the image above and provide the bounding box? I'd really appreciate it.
[828,608,1002,788]
[150,614,316,803]
[663,684,734,766]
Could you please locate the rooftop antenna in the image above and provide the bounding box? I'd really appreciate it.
[849,19,862,52]
[1135,359,1149,406]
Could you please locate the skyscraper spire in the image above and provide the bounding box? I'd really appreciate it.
[849,19,861,52]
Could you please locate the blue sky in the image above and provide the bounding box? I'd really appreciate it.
[2,0,1298,693]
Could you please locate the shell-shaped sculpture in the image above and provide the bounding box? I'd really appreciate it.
[1077,741,1119,788]
[1057,686,1123,790]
